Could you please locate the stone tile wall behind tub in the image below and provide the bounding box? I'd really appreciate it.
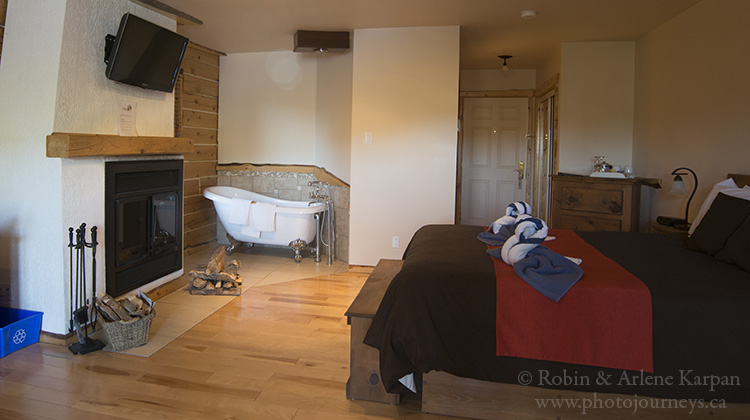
[217,170,350,262]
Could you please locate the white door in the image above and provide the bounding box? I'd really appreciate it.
[460,97,528,226]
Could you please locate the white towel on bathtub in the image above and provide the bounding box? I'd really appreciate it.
[251,202,276,232]
[228,197,252,225]
[240,224,261,238]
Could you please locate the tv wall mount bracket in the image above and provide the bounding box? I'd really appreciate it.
[104,34,116,65]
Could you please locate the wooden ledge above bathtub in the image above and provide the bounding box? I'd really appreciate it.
[46,132,194,158]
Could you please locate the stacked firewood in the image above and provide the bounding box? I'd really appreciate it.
[96,290,154,322]
[189,246,242,295]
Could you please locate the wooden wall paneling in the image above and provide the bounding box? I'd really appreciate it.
[183,179,201,197]
[180,127,217,144]
[176,42,223,254]
[184,194,214,215]
[184,161,217,180]
[184,43,220,66]
[0,0,7,62]
[181,92,218,113]
[184,145,218,163]
[181,57,220,80]
[184,224,219,251]
[184,208,217,231]
[182,74,219,97]
[182,109,218,129]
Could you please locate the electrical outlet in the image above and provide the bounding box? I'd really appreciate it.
[365,132,373,144]
[392,236,400,248]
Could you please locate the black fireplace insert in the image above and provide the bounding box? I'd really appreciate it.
[105,160,183,297]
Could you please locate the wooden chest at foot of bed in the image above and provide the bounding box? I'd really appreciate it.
[345,259,403,404]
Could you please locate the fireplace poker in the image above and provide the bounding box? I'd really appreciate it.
[68,227,74,334]
[89,226,98,331]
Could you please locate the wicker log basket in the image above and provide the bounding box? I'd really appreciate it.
[96,291,155,351]
[100,310,155,351]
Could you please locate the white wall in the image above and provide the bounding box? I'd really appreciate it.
[633,0,750,227]
[218,50,353,182]
[315,53,353,182]
[219,52,318,165]
[558,42,635,175]
[349,26,460,266]
[0,0,66,333]
[0,0,177,334]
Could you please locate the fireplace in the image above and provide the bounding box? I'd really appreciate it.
[105,159,183,297]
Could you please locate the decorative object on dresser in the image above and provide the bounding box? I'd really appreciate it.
[549,174,659,232]
[659,166,698,230]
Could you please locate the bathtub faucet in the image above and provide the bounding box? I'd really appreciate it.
[308,181,331,203]
[307,181,335,265]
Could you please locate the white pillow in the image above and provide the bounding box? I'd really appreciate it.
[689,178,750,235]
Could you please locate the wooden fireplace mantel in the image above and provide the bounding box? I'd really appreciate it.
[46,132,194,158]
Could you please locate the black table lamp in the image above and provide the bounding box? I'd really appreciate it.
[667,167,698,230]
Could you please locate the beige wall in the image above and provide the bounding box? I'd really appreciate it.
[349,26,460,266]
[634,0,750,227]
[219,52,318,166]
[536,43,562,87]
[459,69,536,91]
[315,53,353,182]
[218,50,353,183]
[559,42,635,175]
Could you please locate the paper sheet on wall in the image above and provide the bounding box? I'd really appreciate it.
[117,101,138,136]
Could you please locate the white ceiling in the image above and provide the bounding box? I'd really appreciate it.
[158,0,701,70]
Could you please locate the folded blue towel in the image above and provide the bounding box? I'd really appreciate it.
[512,246,583,302]
[477,224,514,246]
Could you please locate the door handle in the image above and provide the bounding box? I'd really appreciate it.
[514,161,525,189]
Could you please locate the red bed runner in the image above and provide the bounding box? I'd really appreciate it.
[492,229,653,372]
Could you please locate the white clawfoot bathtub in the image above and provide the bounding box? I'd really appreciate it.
[203,186,325,259]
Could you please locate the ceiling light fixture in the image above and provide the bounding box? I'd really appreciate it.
[498,55,512,71]
[520,10,537,19]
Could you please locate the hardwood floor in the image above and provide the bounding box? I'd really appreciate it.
[0,272,457,419]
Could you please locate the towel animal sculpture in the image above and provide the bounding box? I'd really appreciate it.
[480,215,584,302]
[500,217,548,265]
[490,201,532,234]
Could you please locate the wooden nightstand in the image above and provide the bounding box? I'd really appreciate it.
[550,175,659,233]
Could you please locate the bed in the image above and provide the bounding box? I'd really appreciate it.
[358,174,750,419]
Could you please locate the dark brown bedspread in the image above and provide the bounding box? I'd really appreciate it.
[363,224,750,402]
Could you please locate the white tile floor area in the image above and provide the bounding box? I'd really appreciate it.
[196,243,349,288]
[100,244,349,357]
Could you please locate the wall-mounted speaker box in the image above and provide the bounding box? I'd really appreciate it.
[293,30,350,53]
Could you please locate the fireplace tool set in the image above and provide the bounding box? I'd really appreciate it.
[67,223,105,355]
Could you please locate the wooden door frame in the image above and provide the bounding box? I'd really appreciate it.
[455,90,534,224]
[530,75,560,220]
[534,74,560,176]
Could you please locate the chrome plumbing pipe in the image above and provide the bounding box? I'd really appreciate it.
[308,181,335,265]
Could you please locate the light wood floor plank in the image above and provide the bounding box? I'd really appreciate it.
[0,271,472,419]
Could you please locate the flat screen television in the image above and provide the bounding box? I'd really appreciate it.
[105,13,189,93]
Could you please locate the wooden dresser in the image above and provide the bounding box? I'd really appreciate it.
[550,175,656,233]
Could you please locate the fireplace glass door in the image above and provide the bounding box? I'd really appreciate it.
[106,160,183,297]
[115,191,179,267]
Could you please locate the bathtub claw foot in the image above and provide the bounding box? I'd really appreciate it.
[289,239,308,263]
[226,233,253,255]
